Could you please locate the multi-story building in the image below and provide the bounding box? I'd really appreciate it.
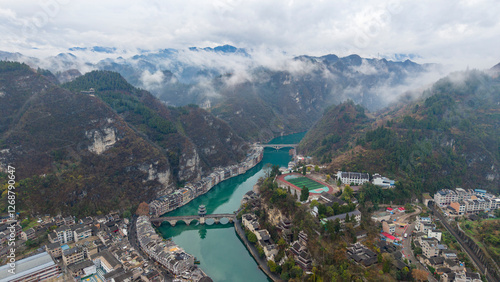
[55,225,74,244]
[371,173,395,187]
[92,250,122,273]
[382,221,396,234]
[434,188,500,214]
[45,242,63,259]
[414,216,432,231]
[0,252,61,282]
[420,222,436,233]
[73,226,92,242]
[21,228,36,241]
[450,201,466,215]
[434,189,458,207]
[62,246,88,266]
[427,229,442,242]
[336,171,369,185]
[420,238,439,258]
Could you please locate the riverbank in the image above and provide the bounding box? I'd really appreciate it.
[234,218,283,282]
[149,146,264,217]
[157,132,307,281]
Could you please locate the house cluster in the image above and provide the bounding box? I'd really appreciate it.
[289,231,313,271]
[150,147,263,217]
[136,216,207,281]
[1,212,167,282]
[434,188,500,215]
[336,171,394,187]
[242,213,278,262]
[347,242,377,267]
[412,216,482,281]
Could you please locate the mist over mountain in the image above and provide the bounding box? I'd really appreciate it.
[0,45,445,141]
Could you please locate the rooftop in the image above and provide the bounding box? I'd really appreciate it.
[0,252,56,281]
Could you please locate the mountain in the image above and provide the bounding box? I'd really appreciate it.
[207,55,433,141]
[300,69,500,195]
[0,62,246,215]
[0,47,439,142]
[297,101,373,163]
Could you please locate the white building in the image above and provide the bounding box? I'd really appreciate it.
[371,173,395,187]
[427,229,442,242]
[55,225,74,244]
[336,171,369,185]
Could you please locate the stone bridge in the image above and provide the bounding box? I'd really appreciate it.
[255,143,298,150]
[150,213,236,226]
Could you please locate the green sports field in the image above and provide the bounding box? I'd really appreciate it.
[285,176,326,190]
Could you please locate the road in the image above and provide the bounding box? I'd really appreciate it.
[399,208,438,282]
[430,204,497,282]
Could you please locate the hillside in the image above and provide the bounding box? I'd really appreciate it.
[0,62,171,215]
[300,70,500,195]
[0,63,247,215]
[297,101,373,163]
[62,70,248,181]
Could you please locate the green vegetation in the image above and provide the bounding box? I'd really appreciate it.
[460,219,500,263]
[298,100,372,163]
[300,186,309,201]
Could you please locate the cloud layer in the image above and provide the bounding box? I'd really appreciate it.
[1,0,499,70]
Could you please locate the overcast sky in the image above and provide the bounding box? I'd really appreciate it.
[1,0,499,70]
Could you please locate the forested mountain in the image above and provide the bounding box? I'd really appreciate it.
[300,69,500,195]
[0,63,246,215]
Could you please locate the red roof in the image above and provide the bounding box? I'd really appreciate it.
[381,232,399,241]
[398,207,405,211]
[386,207,393,211]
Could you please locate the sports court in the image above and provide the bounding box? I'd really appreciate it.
[277,173,334,194]
[285,175,326,191]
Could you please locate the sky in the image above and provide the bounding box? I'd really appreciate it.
[1,0,500,70]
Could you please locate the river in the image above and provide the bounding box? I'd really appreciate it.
[157,132,306,282]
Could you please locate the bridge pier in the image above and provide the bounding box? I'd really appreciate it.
[200,217,205,225]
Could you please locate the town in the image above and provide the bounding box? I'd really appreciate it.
[1,149,499,282]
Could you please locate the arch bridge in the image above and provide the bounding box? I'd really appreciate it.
[255,143,298,150]
[150,213,236,227]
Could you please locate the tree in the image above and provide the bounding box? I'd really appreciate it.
[310,200,319,208]
[290,266,303,278]
[326,174,331,182]
[268,260,277,273]
[278,238,287,251]
[257,246,265,257]
[302,166,307,175]
[247,232,258,244]
[314,165,320,173]
[412,269,428,281]
[123,210,132,219]
[300,186,309,201]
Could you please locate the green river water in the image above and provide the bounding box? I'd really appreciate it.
[157,132,306,282]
